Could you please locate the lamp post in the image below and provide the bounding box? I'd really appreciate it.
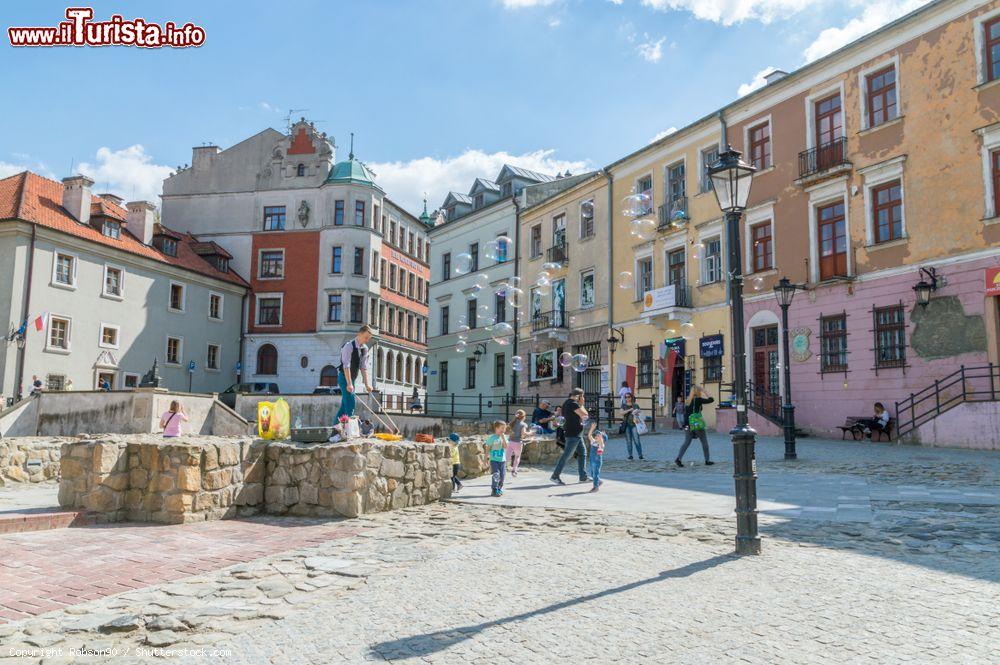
[607,327,625,422]
[773,277,801,460]
[708,146,760,556]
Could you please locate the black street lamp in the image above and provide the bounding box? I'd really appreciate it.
[708,146,760,556]
[913,267,940,307]
[773,277,802,461]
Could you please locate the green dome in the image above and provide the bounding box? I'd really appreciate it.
[325,154,378,187]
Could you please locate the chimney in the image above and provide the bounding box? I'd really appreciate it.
[126,201,157,244]
[764,69,789,85]
[192,145,219,172]
[62,175,94,224]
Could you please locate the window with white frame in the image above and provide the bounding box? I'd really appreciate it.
[860,157,906,245]
[100,324,119,349]
[636,175,653,214]
[48,316,70,351]
[580,200,595,238]
[259,250,284,279]
[168,282,186,312]
[637,256,653,297]
[701,145,719,192]
[702,237,722,284]
[103,265,123,298]
[53,253,75,287]
[580,270,595,308]
[257,295,282,326]
[977,123,1000,219]
[207,343,220,370]
[209,293,223,320]
[166,336,182,365]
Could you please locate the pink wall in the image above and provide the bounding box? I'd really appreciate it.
[743,256,997,438]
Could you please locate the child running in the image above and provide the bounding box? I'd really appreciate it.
[448,433,464,493]
[485,420,509,497]
[508,410,529,476]
[587,420,607,493]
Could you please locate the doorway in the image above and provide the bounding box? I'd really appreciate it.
[96,371,115,390]
[751,324,780,418]
[671,365,685,427]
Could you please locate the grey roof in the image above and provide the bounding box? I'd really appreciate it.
[496,164,556,184]
[469,178,500,195]
[443,192,472,206]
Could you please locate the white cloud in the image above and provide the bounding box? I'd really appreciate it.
[640,0,812,26]
[501,0,557,8]
[636,36,666,62]
[608,0,624,4]
[78,145,173,204]
[737,65,780,96]
[258,101,282,113]
[650,127,678,143]
[804,0,930,62]
[368,148,589,215]
[548,17,562,27]
[0,155,54,180]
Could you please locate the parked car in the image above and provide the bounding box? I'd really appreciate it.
[312,386,342,395]
[218,382,280,408]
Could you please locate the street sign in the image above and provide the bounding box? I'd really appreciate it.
[422,364,428,375]
[188,360,196,373]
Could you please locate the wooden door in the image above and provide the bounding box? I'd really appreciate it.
[817,201,847,280]
[752,325,779,417]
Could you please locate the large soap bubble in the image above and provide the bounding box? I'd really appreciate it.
[617,271,635,290]
[472,273,490,293]
[456,340,467,353]
[477,303,491,319]
[621,191,652,218]
[483,239,499,260]
[552,415,566,427]
[559,352,573,367]
[511,355,524,372]
[571,354,589,372]
[491,322,514,346]
[453,252,473,275]
[630,217,656,241]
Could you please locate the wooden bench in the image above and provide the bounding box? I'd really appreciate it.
[838,416,894,441]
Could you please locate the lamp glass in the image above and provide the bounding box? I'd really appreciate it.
[913,280,932,306]
[774,278,797,308]
[709,148,756,213]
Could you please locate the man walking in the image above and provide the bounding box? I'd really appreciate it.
[336,325,374,422]
[550,388,590,485]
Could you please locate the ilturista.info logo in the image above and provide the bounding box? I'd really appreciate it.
[8,7,205,48]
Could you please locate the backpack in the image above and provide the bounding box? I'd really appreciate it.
[688,412,706,431]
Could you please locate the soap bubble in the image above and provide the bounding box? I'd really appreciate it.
[491,322,514,345]
[621,191,651,218]
[630,217,657,241]
[483,239,499,260]
[456,340,467,353]
[681,321,695,330]
[751,276,764,291]
[506,286,523,309]
[559,352,573,367]
[457,314,467,327]
[495,236,513,260]
[529,424,544,437]
[507,274,521,288]
[666,328,678,337]
[472,273,490,293]
[457,324,470,340]
[617,271,635,290]
[453,252,473,275]
[536,273,551,287]
[511,355,524,372]
[571,354,589,372]
[534,282,550,297]
[542,262,562,273]
[477,303,491,318]
[553,415,566,427]
[568,315,578,326]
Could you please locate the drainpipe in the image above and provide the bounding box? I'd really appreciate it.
[511,195,521,401]
[14,225,37,402]
[238,292,248,384]
[601,168,614,393]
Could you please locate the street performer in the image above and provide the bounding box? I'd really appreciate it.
[336,325,374,421]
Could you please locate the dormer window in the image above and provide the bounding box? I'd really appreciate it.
[212,256,229,273]
[474,193,485,209]
[154,236,178,257]
[101,220,121,239]
[297,163,306,177]
[501,182,512,197]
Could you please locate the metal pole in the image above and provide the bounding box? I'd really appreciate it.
[725,209,761,555]
[780,302,796,460]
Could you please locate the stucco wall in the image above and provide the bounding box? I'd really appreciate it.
[912,401,1000,450]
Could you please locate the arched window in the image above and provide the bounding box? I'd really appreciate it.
[256,344,278,375]
[395,355,403,383]
[386,351,395,381]
[296,163,305,177]
[376,350,384,380]
[405,357,413,384]
[320,365,337,387]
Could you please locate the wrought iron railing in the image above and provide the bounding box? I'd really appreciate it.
[747,379,782,423]
[532,309,567,332]
[546,242,568,264]
[798,137,849,179]
[895,364,999,439]
[658,197,688,228]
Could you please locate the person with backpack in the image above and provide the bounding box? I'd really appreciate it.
[621,393,645,460]
[675,385,714,467]
[335,325,374,422]
[159,400,189,438]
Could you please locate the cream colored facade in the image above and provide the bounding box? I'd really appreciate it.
[516,173,610,398]
[607,116,735,428]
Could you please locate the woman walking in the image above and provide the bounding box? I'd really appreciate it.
[159,400,189,438]
[675,385,714,467]
[621,393,644,460]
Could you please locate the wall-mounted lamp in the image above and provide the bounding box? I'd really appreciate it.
[913,267,940,307]
[471,342,488,365]
[607,327,625,354]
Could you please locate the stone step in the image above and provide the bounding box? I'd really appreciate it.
[0,509,95,535]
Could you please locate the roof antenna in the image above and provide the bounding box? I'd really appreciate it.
[349,132,354,160]
[69,158,75,175]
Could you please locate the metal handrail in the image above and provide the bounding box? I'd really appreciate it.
[531,310,567,332]
[546,242,568,264]
[798,137,849,178]
[894,363,998,439]
[658,197,688,228]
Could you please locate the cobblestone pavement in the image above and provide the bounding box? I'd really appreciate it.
[0,436,997,663]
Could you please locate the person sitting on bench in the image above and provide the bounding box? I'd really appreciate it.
[857,402,890,439]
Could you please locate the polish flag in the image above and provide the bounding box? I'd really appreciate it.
[34,312,47,331]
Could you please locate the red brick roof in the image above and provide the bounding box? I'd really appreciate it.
[0,171,247,287]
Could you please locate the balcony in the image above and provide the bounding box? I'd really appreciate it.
[797,137,850,183]
[546,242,568,264]
[532,309,569,341]
[658,197,688,229]
[640,283,692,324]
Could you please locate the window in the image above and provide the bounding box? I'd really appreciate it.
[494,353,505,387]
[993,149,1000,217]
[703,356,723,383]
[703,238,722,284]
[334,200,345,226]
[100,324,119,348]
[817,201,848,280]
[815,94,843,146]
[636,175,653,214]
[666,162,686,209]
[466,357,476,390]
[169,283,185,311]
[580,270,595,308]
[102,220,121,239]
[155,236,178,257]
[872,180,903,243]
[439,362,449,391]
[442,253,451,281]
[474,193,484,209]
[408,273,415,297]
[530,225,542,257]
[866,67,897,128]
[331,246,342,274]
[552,215,566,248]
[441,305,450,335]
[390,265,397,290]
[468,298,477,329]
[209,293,223,320]
[256,344,278,375]
[263,206,286,231]
[257,296,282,325]
[750,222,773,272]
[701,146,719,192]
[820,314,848,373]
[638,257,653,296]
[54,253,75,286]
[353,247,365,275]
[45,374,65,390]
[495,292,507,323]
[48,316,70,350]
[408,234,415,256]
[296,163,305,177]
[207,343,220,370]
[166,336,182,365]
[123,374,139,389]
[470,243,479,272]
[390,221,397,244]
[104,266,122,297]
[372,251,380,281]
[496,233,510,262]
[667,248,685,286]
[985,16,1000,82]
[407,314,414,340]
[637,345,653,388]
[350,295,364,323]
[874,304,906,369]
[327,294,342,322]
[355,200,366,226]
[749,122,771,170]
[580,200,595,238]
[259,250,284,278]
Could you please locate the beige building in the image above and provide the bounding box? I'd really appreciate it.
[517,172,611,402]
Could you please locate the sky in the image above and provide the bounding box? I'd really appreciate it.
[0,0,931,214]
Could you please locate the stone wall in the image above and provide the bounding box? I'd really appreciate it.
[264,439,452,518]
[0,437,64,485]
